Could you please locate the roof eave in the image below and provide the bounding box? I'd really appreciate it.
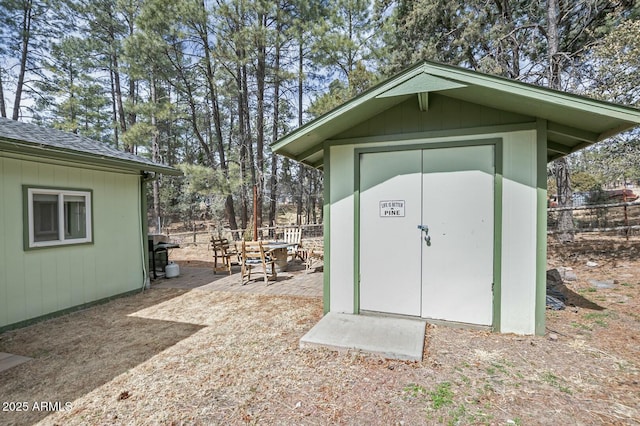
[0,138,182,176]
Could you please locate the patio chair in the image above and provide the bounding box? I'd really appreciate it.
[241,240,277,285]
[283,227,302,260]
[211,237,239,275]
[301,238,324,271]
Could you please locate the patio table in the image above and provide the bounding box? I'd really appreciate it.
[264,241,295,272]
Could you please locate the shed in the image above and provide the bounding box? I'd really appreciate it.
[0,117,180,331]
[273,61,640,335]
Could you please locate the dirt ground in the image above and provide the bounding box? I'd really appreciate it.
[0,236,639,425]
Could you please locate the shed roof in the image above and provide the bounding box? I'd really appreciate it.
[0,117,181,175]
[272,61,640,168]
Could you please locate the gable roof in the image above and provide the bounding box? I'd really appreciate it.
[0,117,181,175]
[272,61,640,168]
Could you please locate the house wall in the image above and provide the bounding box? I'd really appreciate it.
[327,124,542,334]
[0,156,145,329]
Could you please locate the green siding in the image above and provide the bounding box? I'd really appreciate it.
[323,142,331,314]
[335,94,533,141]
[0,157,7,327]
[0,156,145,329]
[536,120,548,335]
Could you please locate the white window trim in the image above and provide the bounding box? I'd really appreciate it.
[26,187,93,249]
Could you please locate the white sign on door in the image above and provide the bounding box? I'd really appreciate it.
[379,200,405,217]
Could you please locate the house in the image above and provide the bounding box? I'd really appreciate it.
[273,61,640,335]
[0,117,180,332]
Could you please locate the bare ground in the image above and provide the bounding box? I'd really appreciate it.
[0,236,638,425]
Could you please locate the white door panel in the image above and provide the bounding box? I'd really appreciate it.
[421,146,494,325]
[359,150,422,316]
[359,145,494,326]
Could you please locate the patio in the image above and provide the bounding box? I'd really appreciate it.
[153,261,322,298]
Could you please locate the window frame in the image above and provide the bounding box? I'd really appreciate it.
[23,186,94,250]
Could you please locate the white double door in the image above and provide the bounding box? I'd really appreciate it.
[359,145,494,326]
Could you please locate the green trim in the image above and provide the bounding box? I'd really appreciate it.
[353,152,361,313]
[547,142,571,155]
[353,137,502,327]
[0,138,181,176]
[535,119,548,335]
[294,144,324,163]
[22,185,95,251]
[547,122,598,143]
[0,288,141,333]
[141,178,150,283]
[322,142,331,314]
[273,60,640,169]
[287,122,537,167]
[329,123,535,148]
[492,143,504,332]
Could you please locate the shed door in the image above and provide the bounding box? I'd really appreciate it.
[359,150,422,316]
[359,145,494,325]
[421,145,494,325]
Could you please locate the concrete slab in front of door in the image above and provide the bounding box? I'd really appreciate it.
[0,352,32,373]
[300,312,427,361]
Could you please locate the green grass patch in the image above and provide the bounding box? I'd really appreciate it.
[403,383,427,398]
[430,382,454,409]
[571,321,592,331]
[584,311,613,328]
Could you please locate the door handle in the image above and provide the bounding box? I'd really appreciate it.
[417,225,431,246]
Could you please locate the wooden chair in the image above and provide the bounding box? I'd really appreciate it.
[283,227,302,260]
[211,238,239,275]
[241,241,277,285]
[302,238,324,271]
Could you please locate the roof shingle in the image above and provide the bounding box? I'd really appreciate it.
[0,117,179,174]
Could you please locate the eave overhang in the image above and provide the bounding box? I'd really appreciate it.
[273,61,640,168]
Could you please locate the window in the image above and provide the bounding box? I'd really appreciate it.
[25,187,92,249]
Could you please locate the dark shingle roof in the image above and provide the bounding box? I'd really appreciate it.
[0,117,180,175]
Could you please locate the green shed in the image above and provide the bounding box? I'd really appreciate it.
[0,118,180,331]
[273,61,640,335]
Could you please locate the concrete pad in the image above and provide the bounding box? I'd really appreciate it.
[0,352,32,373]
[300,313,427,361]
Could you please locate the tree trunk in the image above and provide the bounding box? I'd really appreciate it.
[112,51,128,148]
[296,164,305,225]
[269,18,282,232]
[13,0,33,120]
[150,76,161,234]
[548,0,574,242]
[237,63,249,231]
[255,12,267,228]
[0,69,7,117]
[108,66,119,147]
[554,157,574,242]
[198,0,239,233]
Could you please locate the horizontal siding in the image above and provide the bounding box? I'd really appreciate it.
[0,156,144,328]
[336,94,533,140]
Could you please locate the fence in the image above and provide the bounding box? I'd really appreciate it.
[548,201,640,238]
[165,223,323,246]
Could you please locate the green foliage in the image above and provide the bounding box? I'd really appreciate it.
[5,0,637,232]
[571,171,602,192]
[430,382,454,409]
[591,19,640,107]
[403,383,427,398]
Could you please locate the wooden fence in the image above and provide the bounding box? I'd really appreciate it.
[165,223,323,246]
[548,201,640,238]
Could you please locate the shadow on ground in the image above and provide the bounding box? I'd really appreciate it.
[0,289,204,425]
